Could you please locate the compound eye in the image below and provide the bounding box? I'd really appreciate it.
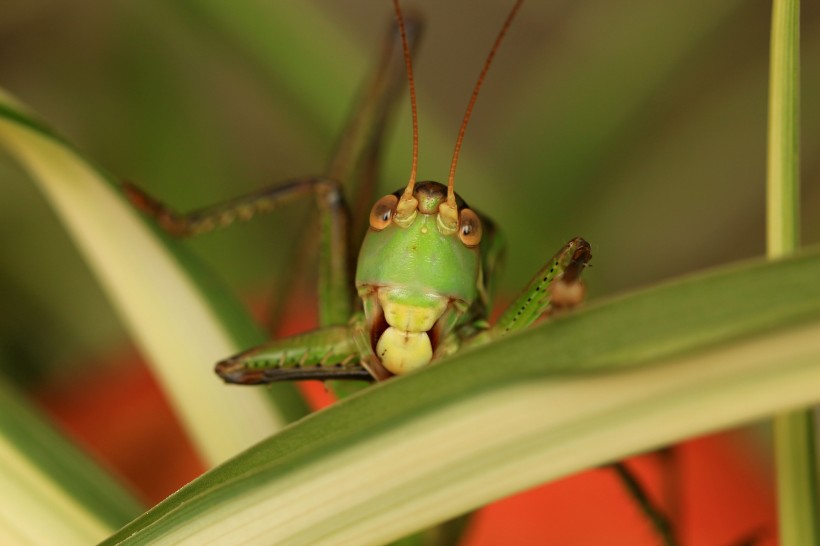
[369,194,398,231]
[458,208,482,247]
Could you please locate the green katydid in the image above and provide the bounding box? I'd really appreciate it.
[123,1,680,544]
[124,0,590,386]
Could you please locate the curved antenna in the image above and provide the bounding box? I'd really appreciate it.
[446,0,524,207]
[392,0,419,199]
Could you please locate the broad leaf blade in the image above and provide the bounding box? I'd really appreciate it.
[0,91,308,466]
[102,249,820,545]
[0,377,143,545]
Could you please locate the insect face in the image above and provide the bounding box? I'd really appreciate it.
[356,182,481,375]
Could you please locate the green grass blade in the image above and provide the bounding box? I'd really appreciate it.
[0,90,309,466]
[766,1,817,543]
[0,376,143,544]
[767,0,800,254]
[101,249,820,545]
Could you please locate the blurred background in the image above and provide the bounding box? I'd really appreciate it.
[2,0,820,382]
[0,0,818,543]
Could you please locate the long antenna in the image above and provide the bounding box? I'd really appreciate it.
[393,0,419,199]
[446,0,523,206]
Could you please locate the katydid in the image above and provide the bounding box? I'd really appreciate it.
[123,1,680,544]
[124,0,590,386]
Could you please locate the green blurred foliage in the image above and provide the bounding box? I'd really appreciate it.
[1,0,818,382]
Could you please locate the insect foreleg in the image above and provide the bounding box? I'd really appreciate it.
[123,176,353,325]
[460,237,590,352]
[491,237,591,336]
[215,323,371,385]
[123,178,325,237]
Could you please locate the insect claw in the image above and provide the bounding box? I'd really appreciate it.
[215,358,264,385]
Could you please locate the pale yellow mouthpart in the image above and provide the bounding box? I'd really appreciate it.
[377,292,448,333]
[376,327,433,375]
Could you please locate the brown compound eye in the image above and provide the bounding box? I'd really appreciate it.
[369,194,398,231]
[458,208,482,247]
